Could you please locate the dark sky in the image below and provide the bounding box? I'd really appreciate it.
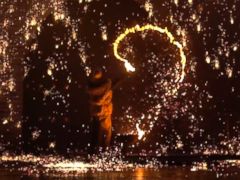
[1,0,240,154]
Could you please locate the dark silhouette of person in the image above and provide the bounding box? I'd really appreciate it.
[22,0,148,155]
[87,70,113,150]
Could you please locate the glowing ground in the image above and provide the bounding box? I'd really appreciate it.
[0,154,240,179]
[0,167,239,179]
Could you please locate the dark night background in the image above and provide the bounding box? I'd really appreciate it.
[0,0,240,155]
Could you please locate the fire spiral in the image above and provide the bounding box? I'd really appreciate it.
[113,24,187,82]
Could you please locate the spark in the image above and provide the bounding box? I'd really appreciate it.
[43,161,96,172]
[136,123,145,140]
[2,119,8,125]
[197,23,201,32]
[49,142,56,149]
[30,18,37,26]
[47,69,53,76]
[124,61,136,72]
[233,45,238,51]
[144,1,153,18]
[174,0,179,6]
[214,59,220,70]
[188,0,193,5]
[205,56,211,64]
[113,24,187,82]
[226,67,233,78]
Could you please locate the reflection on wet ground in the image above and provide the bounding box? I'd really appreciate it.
[0,154,240,179]
[0,167,239,180]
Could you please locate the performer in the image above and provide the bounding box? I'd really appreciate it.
[87,70,113,150]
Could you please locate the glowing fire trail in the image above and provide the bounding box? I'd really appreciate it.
[113,24,187,82]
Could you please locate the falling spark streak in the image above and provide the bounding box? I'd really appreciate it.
[113,24,187,82]
[136,123,145,140]
[43,161,97,172]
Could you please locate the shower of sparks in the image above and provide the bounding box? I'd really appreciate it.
[113,24,187,82]
[0,1,240,177]
[0,154,240,178]
[0,153,135,175]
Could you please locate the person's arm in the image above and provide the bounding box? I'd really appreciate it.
[112,76,129,90]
